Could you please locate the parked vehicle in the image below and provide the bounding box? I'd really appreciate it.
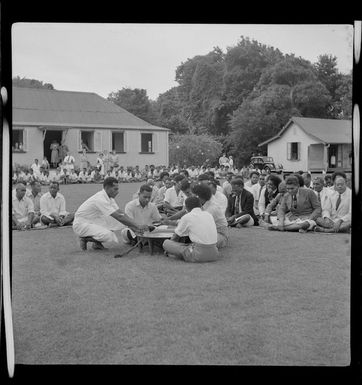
[249,156,283,174]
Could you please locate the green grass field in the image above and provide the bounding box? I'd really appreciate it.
[11,182,351,365]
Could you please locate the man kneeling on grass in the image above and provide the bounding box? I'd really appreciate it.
[270,175,321,233]
[163,196,219,263]
[73,177,149,250]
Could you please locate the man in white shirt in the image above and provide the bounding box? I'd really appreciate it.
[40,182,74,227]
[208,180,228,214]
[192,183,229,249]
[12,183,35,230]
[121,184,162,244]
[63,152,75,174]
[73,177,149,250]
[315,175,351,233]
[163,196,219,263]
[30,159,41,178]
[163,175,186,213]
[78,168,89,183]
[244,171,259,191]
[27,180,43,227]
[312,176,332,212]
[222,172,234,198]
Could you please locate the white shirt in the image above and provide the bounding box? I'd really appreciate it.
[322,188,351,222]
[78,171,88,181]
[164,186,185,207]
[175,207,217,245]
[314,187,332,213]
[222,180,232,197]
[40,192,68,217]
[202,198,228,232]
[125,198,161,226]
[258,186,267,215]
[74,189,120,229]
[31,163,41,176]
[12,193,34,221]
[63,155,75,169]
[213,191,228,213]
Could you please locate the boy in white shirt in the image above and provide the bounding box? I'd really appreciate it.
[78,168,89,183]
[163,196,219,263]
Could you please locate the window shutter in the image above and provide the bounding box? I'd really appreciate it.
[78,130,82,151]
[94,130,102,152]
[23,128,28,151]
[152,133,157,153]
[123,131,127,152]
[297,142,301,160]
[287,142,291,160]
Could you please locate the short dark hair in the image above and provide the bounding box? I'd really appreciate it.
[180,169,189,177]
[103,177,118,188]
[231,178,244,187]
[174,175,185,183]
[198,173,210,181]
[139,184,153,194]
[30,180,40,187]
[185,196,201,211]
[267,174,282,189]
[192,184,212,201]
[331,170,347,182]
[159,171,169,180]
[208,179,218,189]
[285,175,299,186]
[180,179,191,192]
[249,171,260,178]
[291,173,304,187]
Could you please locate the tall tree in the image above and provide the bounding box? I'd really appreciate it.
[107,87,157,124]
[12,76,55,89]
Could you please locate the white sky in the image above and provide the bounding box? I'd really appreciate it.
[12,23,354,101]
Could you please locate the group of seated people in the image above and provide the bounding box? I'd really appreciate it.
[12,180,74,230]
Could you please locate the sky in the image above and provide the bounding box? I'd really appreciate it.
[12,23,354,101]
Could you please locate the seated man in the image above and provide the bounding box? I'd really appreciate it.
[163,174,186,214]
[78,168,89,183]
[121,184,162,245]
[192,183,229,249]
[225,178,259,227]
[262,181,287,226]
[73,177,149,250]
[312,176,332,212]
[40,181,74,227]
[12,183,35,230]
[314,175,351,233]
[222,172,234,198]
[270,175,321,232]
[26,180,43,227]
[208,179,228,214]
[163,196,219,263]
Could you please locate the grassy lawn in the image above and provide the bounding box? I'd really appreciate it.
[11,183,351,365]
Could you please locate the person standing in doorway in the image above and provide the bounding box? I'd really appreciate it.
[50,140,59,168]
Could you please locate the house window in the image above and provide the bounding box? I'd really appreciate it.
[141,133,153,153]
[112,132,125,152]
[80,131,94,151]
[287,142,300,161]
[12,129,25,151]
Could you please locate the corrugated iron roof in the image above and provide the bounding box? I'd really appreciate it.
[12,87,169,131]
[258,116,352,146]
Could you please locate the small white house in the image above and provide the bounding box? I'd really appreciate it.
[12,87,170,169]
[258,116,352,173]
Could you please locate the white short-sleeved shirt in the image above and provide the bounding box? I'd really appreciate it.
[202,198,228,232]
[213,191,228,213]
[164,186,185,207]
[74,189,120,226]
[323,188,351,222]
[40,192,68,217]
[125,198,161,226]
[175,207,217,245]
[12,193,34,221]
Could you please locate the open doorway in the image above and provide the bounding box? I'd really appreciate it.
[43,130,63,168]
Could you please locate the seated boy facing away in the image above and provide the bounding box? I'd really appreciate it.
[163,196,219,263]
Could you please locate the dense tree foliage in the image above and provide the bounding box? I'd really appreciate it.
[169,134,222,167]
[13,76,54,89]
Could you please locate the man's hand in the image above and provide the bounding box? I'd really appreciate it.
[137,224,149,234]
[227,215,236,225]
